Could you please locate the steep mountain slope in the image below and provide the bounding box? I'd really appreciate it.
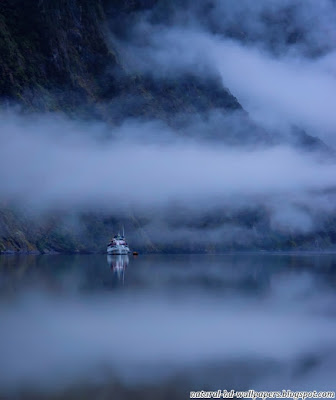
[0,0,243,121]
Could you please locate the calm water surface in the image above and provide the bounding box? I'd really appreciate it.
[0,253,335,399]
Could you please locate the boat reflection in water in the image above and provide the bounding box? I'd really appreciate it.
[107,255,129,284]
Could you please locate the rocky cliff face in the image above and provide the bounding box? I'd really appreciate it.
[0,0,242,119]
[0,0,125,115]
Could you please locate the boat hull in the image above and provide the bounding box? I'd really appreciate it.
[107,245,130,255]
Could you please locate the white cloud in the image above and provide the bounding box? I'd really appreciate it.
[116,0,336,143]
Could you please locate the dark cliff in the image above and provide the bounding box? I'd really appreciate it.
[0,0,242,120]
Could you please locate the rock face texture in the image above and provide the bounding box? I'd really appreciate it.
[0,1,114,110]
[0,1,242,118]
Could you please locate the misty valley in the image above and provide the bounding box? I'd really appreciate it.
[1,0,336,255]
[1,0,336,399]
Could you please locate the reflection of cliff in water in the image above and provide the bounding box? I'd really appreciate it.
[107,255,129,284]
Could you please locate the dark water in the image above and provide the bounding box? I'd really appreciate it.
[0,253,336,399]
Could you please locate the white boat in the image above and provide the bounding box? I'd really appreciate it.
[107,232,130,255]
